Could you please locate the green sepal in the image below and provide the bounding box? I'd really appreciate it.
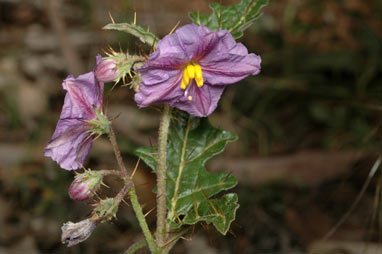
[75,169,103,193]
[189,0,268,39]
[135,111,239,234]
[92,198,119,221]
[86,109,110,135]
[102,53,144,86]
[103,23,159,48]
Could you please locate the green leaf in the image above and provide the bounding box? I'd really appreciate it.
[103,23,158,47]
[189,0,268,39]
[135,111,238,233]
[182,193,239,235]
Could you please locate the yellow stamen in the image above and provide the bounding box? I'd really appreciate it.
[194,64,204,87]
[186,65,195,79]
[180,79,188,90]
[180,63,204,90]
[188,96,192,101]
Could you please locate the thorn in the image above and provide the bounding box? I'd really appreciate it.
[144,206,155,217]
[228,228,236,237]
[108,11,115,24]
[174,209,182,224]
[107,44,115,54]
[150,37,157,53]
[136,43,148,58]
[121,198,129,206]
[101,181,110,188]
[191,192,199,218]
[109,112,121,121]
[134,11,137,25]
[180,235,193,242]
[131,157,141,179]
[111,81,119,91]
[93,191,102,200]
[202,190,219,215]
[169,20,181,34]
[92,134,102,142]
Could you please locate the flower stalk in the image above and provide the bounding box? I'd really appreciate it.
[108,125,157,253]
[156,104,171,250]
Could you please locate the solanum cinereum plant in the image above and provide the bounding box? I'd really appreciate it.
[45,1,267,253]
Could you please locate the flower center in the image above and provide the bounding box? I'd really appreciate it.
[180,63,204,90]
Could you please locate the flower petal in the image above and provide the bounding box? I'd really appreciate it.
[44,118,93,170]
[172,24,219,60]
[201,52,261,85]
[63,71,103,119]
[135,70,183,107]
[173,82,225,117]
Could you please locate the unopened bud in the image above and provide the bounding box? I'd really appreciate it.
[61,218,97,247]
[69,177,91,201]
[69,170,103,201]
[95,59,119,82]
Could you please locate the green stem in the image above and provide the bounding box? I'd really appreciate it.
[108,126,158,253]
[129,187,158,253]
[124,240,147,254]
[156,105,171,250]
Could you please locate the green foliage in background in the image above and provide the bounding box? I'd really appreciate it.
[189,0,268,38]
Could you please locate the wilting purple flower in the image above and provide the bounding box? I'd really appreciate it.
[44,57,104,170]
[61,218,97,247]
[95,59,119,82]
[135,24,261,117]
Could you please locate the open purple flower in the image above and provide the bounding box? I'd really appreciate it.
[135,24,261,117]
[44,57,105,170]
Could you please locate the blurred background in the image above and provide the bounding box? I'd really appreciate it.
[0,0,381,253]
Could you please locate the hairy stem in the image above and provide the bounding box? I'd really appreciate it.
[108,126,157,253]
[129,186,157,253]
[108,126,128,176]
[156,105,171,250]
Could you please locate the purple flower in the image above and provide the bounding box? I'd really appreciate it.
[44,57,104,170]
[95,59,119,83]
[135,24,261,117]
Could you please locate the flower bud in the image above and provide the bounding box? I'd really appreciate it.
[61,218,97,247]
[95,59,119,82]
[69,170,103,201]
[69,177,91,201]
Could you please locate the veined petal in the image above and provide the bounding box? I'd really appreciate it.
[63,71,103,119]
[173,81,225,117]
[201,53,261,85]
[135,71,183,107]
[44,118,93,170]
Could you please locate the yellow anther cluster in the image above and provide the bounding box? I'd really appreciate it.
[180,63,204,90]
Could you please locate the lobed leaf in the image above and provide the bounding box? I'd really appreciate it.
[135,111,238,233]
[189,0,268,39]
